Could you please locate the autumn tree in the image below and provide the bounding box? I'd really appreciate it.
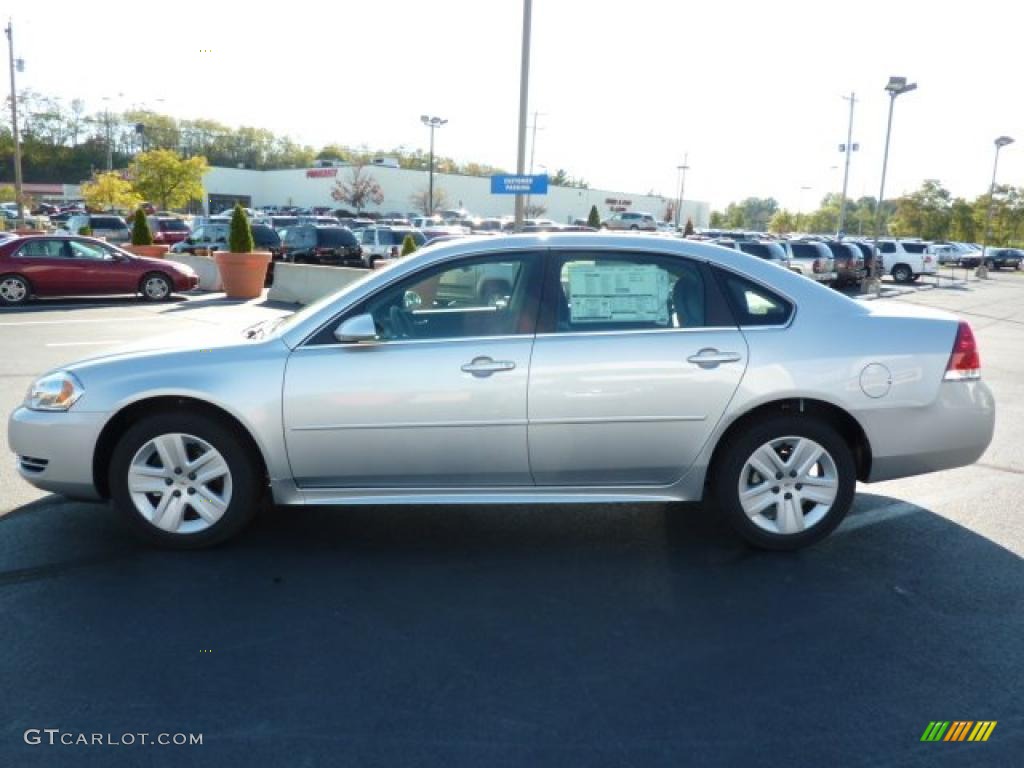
[81,172,141,211]
[409,186,448,215]
[331,164,384,213]
[130,149,208,211]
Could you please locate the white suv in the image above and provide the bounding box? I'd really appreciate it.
[877,240,937,283]
[603,212,657,231]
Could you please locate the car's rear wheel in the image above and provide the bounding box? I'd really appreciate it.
[712,416,856,550]
[891,264,912,283]
[109,412,260,548]
[0,274,31,305]
[140,272,172,301]
[985,259,996,270]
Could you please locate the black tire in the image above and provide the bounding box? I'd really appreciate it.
[985,259,996,270]
[0,274,31,306]
[629,224,639,230]
[891,264,912,283]
[109,412,261,549]
[711,415,856,550]
[139,272,173,302]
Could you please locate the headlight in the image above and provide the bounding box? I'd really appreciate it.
[25,371,84,412]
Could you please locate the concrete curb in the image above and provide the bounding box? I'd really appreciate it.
[167,254,222,292]
[267,263,367,305]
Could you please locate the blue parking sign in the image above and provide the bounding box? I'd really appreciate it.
[490,174,548,195]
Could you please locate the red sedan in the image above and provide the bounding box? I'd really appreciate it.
[0,235,199,306]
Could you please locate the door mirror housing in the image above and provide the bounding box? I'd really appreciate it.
[334,313,378,343]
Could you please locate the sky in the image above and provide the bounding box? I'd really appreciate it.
[7,0,1024,211]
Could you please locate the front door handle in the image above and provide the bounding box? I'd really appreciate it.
[461,356,516,377]
[687,348,742,368]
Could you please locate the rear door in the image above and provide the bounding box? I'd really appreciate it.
[10,239,76,295]
[527,249,748,486]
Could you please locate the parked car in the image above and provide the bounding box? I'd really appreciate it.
[821,241,865,287]
[169,222,282,260]
[412,216,444,229]
[60,214,131,244]
[877,239,937,283]
[147,216,191,246]
[926,243,960,266]
[784,240,837,284]
[0,235,198,305]
[358,227,427,266]
[267,216,300,230]
[9,233,994,552]
[603,211,658,231]
[846,240,878,275]
[279,225,362,266]
[734,240,790,269]
[958,247,1023,270]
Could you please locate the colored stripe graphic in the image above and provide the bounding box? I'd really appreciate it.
[921,721,996,742]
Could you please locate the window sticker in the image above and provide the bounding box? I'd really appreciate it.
[566,263,670,325]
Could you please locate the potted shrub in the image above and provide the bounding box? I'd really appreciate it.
[400,234,418,257]
[213,204,271,299]
[123,209,169,258]
[78,226,93,236]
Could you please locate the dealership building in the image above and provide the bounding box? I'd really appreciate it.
[200,164,710,227]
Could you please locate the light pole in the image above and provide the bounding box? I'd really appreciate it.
[798,185,812,232]
[514,0,532,230]
[837,92,858,236]
[420,115,447,214]
[980,136,1014,269]
[5,20,25,226]
[866,76,917,294]
[675,154,690,229]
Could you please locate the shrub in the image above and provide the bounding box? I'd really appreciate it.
[229,203,254,253]
[78,226,93,236]
[587,204,601,229]
[683,218,695,237]
[131,208,154,246]
[401,234,418,257]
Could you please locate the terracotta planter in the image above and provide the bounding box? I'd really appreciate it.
[123,244,170,259]
[214,251,271,299]
[15,228,46,235]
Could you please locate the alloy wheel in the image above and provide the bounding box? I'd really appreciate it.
[127,433,233,534]
[143,275,170,300]
[0,276,28,303]
[737,436,839,536]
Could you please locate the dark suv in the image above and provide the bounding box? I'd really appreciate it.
[959,247,1023,270]
[280,225,363,266]
[822,241,865,287]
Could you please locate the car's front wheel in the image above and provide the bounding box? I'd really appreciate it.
[109,412,261,548]
[140,272,172,301]
[712,416,856,550]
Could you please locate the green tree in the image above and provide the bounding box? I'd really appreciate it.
[948,198,976,243]
[130,149,208,211]
[229,203,254,253]
[400,234,418,257]
[587,205,601,228]
[889,179,951,240]
[768,209,798,234]
[709,210,727,228]
[130,208,153,246]
[81,172,142,211]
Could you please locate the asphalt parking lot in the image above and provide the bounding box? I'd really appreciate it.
[1,279,1022,766]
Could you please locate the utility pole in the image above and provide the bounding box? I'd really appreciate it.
[837,92,857,236]
[676,153,690,229]
[5,19,25,226]
[526,110,544,215]
[513,0,532,231]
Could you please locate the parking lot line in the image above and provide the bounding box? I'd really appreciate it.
[45,340,124,347]
[0,317,145,327]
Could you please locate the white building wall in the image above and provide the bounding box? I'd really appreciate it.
[202,166,709,228]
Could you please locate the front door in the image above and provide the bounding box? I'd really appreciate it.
[66,239,140,294]
[283,250,543,488]
[528,249,748,486]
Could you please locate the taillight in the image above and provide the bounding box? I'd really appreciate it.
[944,321,981,381]
[924,255,933,264]
[812,258,824,273]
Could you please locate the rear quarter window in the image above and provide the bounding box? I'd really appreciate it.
[902,242,927,254]
[715,269,793,327]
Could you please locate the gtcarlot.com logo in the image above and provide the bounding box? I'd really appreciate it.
[24,729,203,747]
[921,721,997,742]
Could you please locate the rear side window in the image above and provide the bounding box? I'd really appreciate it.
[715,269,793,327]
[91,216,127,229]
[318,228,357,246]
[16,239,67,259]
[790,242,823,259]
[739,242,771,260]
[158,219,189,232]
[252,226,281,247]
[902,242,926,254]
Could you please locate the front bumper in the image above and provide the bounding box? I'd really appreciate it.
[8,406,107,501]
[860,380,995,483]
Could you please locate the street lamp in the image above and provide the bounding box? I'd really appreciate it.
[675,154,690,228]
[420,115,447,214]
[866,76,917,293]
[5,21,25,226]
[980,135,1015,269]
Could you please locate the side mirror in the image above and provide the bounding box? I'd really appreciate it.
[333,313,378,343]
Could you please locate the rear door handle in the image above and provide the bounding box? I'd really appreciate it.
[461,356,516,377]
[687,348,742,367]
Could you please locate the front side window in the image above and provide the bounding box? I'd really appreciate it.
[548,252,708,332]
[15,240,67,259]
[347,252,541,343]
[361,229,376,245]
[69,240,113,260]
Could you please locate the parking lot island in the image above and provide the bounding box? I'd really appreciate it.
[267,262,367,305]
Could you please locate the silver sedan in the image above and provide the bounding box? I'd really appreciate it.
[8,234,995,550]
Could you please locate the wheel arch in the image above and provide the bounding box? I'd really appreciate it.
[92,395,270,499]
[706,397,872,485]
